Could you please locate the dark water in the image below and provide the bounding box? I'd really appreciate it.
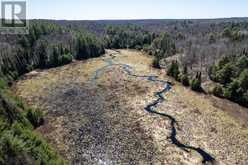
[91,55,216,164]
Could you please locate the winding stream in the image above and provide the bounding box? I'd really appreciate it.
[91,51,216,164]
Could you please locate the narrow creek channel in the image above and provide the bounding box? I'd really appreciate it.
[91,51,216,164]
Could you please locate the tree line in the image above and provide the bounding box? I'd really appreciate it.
[209,53,248,107]
[0,21,105,84]
[166,61,203,92]
[104,25,177,68]
[0,79,65,164]
[104,25,156,49]
[0,20,106,164]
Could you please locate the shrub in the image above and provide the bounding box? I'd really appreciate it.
[181,74,190,86]
[26,109,44,129]
[209,55,248,107]
[12,96,25,109]
[60,53,73,65]
[237,56,248,74]
[190,72,202,92]
[143,44,152,53]
[0,131,33,164]
[167,61,180,81]
[152,56,161,69]
[0,79,7,89]
[191,79,201,91]
[0,124,65,165]
[26,65,34,72]
[238,69,248,91]
[216,63,237,85]
[180,66,190,86]
[208,65,217,81]
[0,90,65,164]
[223,89,231,99]
[213,85,224,97]
[241,91,248,106]
[9,71,19,81]
[224,80,242,101]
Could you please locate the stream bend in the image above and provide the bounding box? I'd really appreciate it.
[91,53,216,164]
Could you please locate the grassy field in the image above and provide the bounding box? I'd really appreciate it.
[13,49,248,164]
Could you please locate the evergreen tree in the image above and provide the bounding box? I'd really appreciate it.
[50,46,59,67]
[152,56,161,69]
[181,66,190,86]
[37,41,48,68]
[167,61,180,81]
[191,72,202,92]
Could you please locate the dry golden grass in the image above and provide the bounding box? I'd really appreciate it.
[13,49,248,165]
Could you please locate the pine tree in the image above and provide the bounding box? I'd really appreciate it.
[51,46,59,67]
[181,66,190,86]
[191,72,202,92]
[167,61,180,80]
[38,41,48,68]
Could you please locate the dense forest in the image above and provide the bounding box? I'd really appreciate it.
[209,54,248,107]
[66,19,248,106]
[1,18,248,163]
[0,20,105,164]
[72,18,248,107]
[0,20,105,84]
[0,83,66,164]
